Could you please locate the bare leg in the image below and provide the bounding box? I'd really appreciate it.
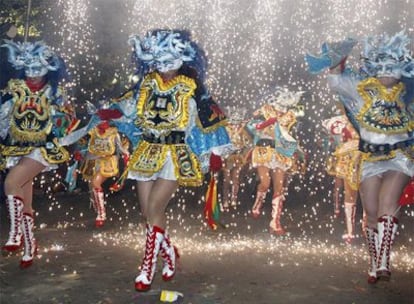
[4,157,45,213]
[251,166,270,217]
[137,179,178,229]
[378,171,410,216]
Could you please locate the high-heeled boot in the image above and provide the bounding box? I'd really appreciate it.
[160,231,180,281]
[135,225,164,291]
[365,227,378,284]
[269,194,286,235]
[251,191,266,218]
[3,195,24,252]
[20,213,37,269]
[92,188,106,227]
[376,215,398,280]
[343,202,356,244]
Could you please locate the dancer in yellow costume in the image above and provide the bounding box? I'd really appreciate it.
[221,107,252,210]
[323,114,362,243]
[76,117,129,228]
[247,88,305,235]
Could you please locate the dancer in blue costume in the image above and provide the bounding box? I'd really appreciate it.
[101,29,232,291]
[306,31,414,283]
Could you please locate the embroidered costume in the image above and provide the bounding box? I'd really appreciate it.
[1,79,77,170]
[122,71,230,186]
[247,90,305,174]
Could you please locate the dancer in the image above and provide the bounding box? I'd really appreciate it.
[76,109,129,227]
[306,31,414,283]
[105,29,231,291]
[0,40,79,268]
[221,107,251,210]
[247,88,305,235]
[323,114,362,243]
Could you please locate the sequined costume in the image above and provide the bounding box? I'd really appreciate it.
[327,75,414,180]
[80,125,128,179]
[248,103,305,174]
[324,115,362,190]
[125,72,231,187]
[0,79,78,171]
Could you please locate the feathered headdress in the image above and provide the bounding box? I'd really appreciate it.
[267,87,305,112]
[305,38,357,74]
[361,31,414,78]
[128,30,197,73]
[1,40,63,78]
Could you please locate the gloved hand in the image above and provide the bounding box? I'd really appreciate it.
[209,153,223,172]
[96,108,122,120]
[122,153,130,165]
[73,150,83,161]
[255,117,277,130]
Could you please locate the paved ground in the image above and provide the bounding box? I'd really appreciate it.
[1,178,413,304]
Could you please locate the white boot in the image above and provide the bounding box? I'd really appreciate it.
[3,195,24,251]
[251,191,266,218]
[376,215,398,280]
[342,202,356,244]
[365,227,378,284]
[92,188,106,227]
[269,195,286,235]
[160,231,179,281]
[135,225,164,291]
[20,213,37,268]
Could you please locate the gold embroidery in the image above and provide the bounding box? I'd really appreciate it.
[88,127,118,157]
[357,77,410,134]
[136,72,196,132]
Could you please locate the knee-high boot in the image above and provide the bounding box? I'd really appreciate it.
[376,215,398,280]
[135,225,164,291]
[365,227,378,284]
[251,191,266,218]
[160,231,180,281]
[3,195,24,251]
[20,213,37,268]
[269,194,285,235]
[92,188,106,227]
[343,202,356,244]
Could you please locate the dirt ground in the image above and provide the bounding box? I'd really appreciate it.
[0,178,413,304]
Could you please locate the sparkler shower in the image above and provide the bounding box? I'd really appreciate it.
[0,0,413,303]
